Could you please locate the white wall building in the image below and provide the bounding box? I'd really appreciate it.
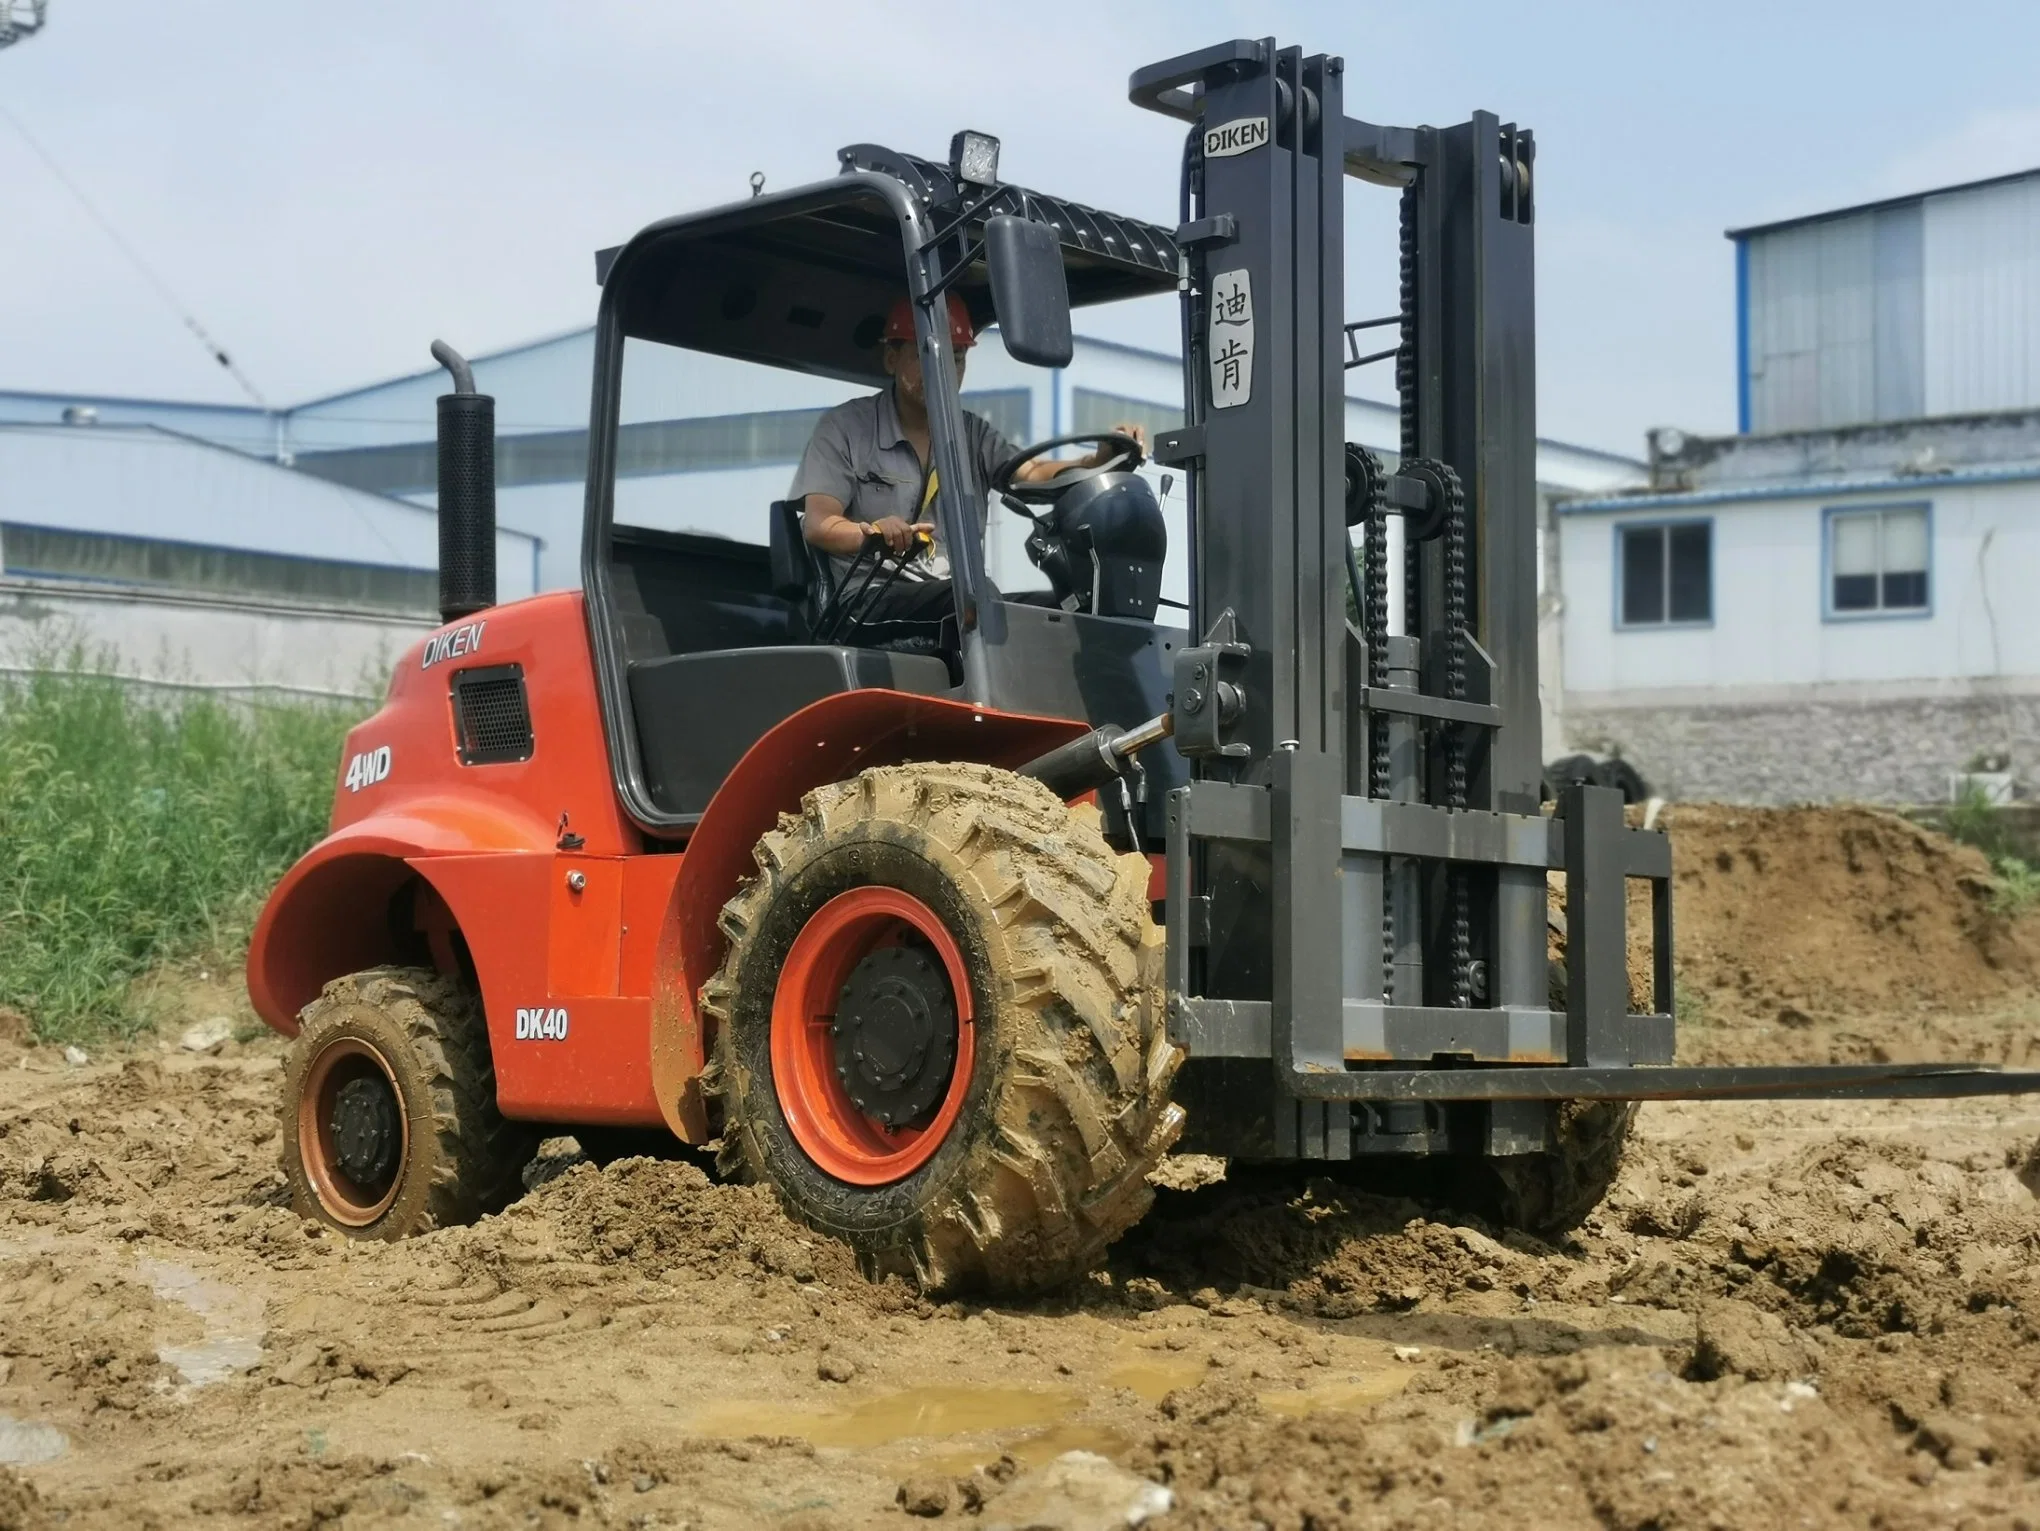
[1553,169,2040,805]
[1,302,1640,712]
[0,422,537,700]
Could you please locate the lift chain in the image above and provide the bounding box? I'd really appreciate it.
[1381,184,1422,1002]
[1435,456,1474,1007]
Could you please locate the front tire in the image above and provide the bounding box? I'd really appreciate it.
[281,966,535,1239]
[701,763,1184,1293]
[1487,1099,1636,1235]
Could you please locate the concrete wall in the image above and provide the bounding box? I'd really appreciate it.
[1565,682,2040,804]
[0,577,428,703]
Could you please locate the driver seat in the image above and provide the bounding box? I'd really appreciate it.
[767,497,955,660]
[768,497,830,641]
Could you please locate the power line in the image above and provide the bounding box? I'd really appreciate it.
[0,99,270,408]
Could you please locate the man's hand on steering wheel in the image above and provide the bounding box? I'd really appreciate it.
[992,428,1149,509]
[1012,422,1148,483]
[1070,421,1148,472]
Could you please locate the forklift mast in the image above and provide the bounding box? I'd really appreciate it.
[1135,39,1675,1158]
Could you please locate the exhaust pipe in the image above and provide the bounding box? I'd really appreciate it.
[431,340,495,624]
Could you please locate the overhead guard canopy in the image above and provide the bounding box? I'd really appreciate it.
[593,145,1181,387]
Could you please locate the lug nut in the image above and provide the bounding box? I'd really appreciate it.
[566,871,587,893]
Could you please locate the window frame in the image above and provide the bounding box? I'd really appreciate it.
[1612,515,1714,631]
[1821,500,1932,622]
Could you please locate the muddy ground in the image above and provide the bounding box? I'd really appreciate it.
[3,805,2039,1530]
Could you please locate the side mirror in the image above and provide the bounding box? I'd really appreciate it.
[984,215,1073,369]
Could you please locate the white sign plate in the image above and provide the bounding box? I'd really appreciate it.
[1204,116,1269,159]
[1208,269,1254,409]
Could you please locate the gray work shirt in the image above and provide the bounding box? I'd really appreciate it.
[788,387,1018,576]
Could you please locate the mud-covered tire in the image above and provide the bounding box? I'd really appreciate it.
[1487,1099,1636,1236]
[700,762,1185,1293]
[281,966,536,1239]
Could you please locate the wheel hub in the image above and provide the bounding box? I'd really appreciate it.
[832,945,957,1126]
[329,1074,400,1185]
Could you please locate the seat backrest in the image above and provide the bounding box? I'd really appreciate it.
[767,499,813,602]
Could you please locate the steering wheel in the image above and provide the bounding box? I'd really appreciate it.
[991,432,1145,508]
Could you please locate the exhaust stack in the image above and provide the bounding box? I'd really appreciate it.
[431,340,495,624]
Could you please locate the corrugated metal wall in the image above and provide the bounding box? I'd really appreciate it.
[1923,175,2040,416]
[1745,204,1921,431]
[1742,172,2040,432]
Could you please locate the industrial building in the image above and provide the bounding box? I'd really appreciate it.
[1,326,1641,713]
[1555,168,2040,803]
[0,417,538,700]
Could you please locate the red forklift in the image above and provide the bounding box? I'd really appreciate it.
[248,37,2040,1291]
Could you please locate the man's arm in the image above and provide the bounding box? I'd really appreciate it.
[791,403,923,555]
[802,495,921,556]
[1011,421,1151,484]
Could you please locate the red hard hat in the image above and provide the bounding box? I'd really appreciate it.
[883,292,976,351]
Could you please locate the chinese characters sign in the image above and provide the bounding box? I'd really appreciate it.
[1209,269,1254,409]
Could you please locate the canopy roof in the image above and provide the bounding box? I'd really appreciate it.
[596,146,1181,387]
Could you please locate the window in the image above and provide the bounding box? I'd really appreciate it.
[1617,521,1711,626]
[293,391,1033,496]
[0,522,437,612]
[1827,504,1928,615]
[1071,386,1183,442]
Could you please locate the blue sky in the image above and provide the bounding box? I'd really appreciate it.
[4,1,2038,454]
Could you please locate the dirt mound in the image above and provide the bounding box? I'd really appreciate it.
[496,1156,865,1289]
[1660,803,2040,1024]
[1112,1174,1582,1321]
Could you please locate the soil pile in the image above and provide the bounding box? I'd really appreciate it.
[1660,803,2040,1024]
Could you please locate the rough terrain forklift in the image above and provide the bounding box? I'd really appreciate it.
[248,38,2040,1291]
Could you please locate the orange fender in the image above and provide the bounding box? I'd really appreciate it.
[246,795,554,1036]
[648,689,1086,1140]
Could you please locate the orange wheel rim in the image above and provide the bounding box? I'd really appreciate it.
[297,1036,409,1225]
[770,886,975,1187]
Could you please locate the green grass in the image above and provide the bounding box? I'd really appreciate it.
[1989,855,2040,918]
[0,663,362,1041]
[1944,782,2040,918]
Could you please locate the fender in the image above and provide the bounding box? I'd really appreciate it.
[246,794,554,1035]
[647,688,1086,1140]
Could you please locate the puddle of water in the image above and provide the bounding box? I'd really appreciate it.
[158,1336,266,1388]
[1259,1373,1409,1417]
[689,1383,1081,1450]
[1104,1356,1208,1402]
[0,1414,68,1465]
[917,1420,1135,1479]
[138,1258,266,1389]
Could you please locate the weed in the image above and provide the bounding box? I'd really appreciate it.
[1674,982,1710,1029]
[1989,855,2040,918]
[0,662,360,1041]
[1946,782,2013,861]
[1941,783,2039,916]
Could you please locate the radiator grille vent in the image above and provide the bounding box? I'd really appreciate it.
[451,663,533,765]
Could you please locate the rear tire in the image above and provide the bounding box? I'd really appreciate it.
[281,966,535,1239]
[701,762,1184,1293]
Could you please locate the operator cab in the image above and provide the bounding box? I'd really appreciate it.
[581,139,1188,834]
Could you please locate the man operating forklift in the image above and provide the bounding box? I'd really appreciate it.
[791,292,1147,626]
